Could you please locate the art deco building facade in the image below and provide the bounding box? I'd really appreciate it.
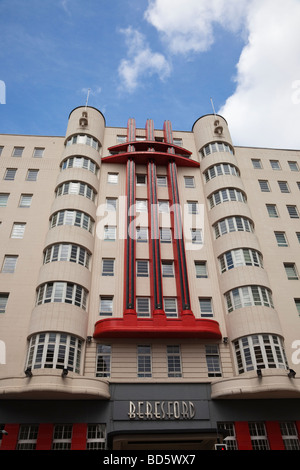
[0,106,300,450]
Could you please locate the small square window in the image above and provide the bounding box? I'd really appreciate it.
[287,205,299,218]
[195,261,208,278]
[2,255,18,273]
[275,232,288,247]
[199,298,213,317]
[187,201,198,214]
[26,169,39,181]
[12,147,24,157]
[284,263,298,280]
[270,160,281,170]
[0,193,9,207]
[4,168,17,181]
[288,161,299,172]
[160,227,172,243]
[191,229,203,244]
[259,180,270,192]
[266,204,279,218]
[157,175,167,187]
[11,223,26,239]
[99,296,113,315]
[162,261,174,277]
[19,194,32,208]
[278,181,290,193]
[107,173,118,184]
[136,227,148,242]
[252,159,262,169]
[136,174,146,185]
[136,260,149,277]
[136,199,147,212]
[102,259,114,276]
[106,198,117,211]
[158,200,169,213]
[33,148,44,158]
[184,176,195,188]
[104,226,116,241]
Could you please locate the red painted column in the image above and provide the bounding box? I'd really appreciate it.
[235,422,253,450]
[265,421,285,450]
[296,421,300,438]
[167,161,193,317]
[0,423,19,450]
[147,160,165,316]
[71,423,88,450]
[124,158,136,315]
[36,423,54,450]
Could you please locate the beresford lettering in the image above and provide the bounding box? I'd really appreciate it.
[128,400,195,420]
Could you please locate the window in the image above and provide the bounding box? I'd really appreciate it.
[278,181,290,193]
[270,160,280,170]
[205,345,222,377]
[117,135,126,143]
[137,345,152,377]
[136,174,146,185]
[288,161,299,172]
[96,345,111,377]
[164,298,177,317]
[52,424,73,450]
[2,255,18,273]
[173,138,182,147]
[33,147,44,158]
[209,188,246,208]
[44,244,90,268]
[158,200,169,213]
[107,172,118,184]
[297,233,300,244]
[0,193,9,207]
[195,261,208,278]
[214,217,253,239]
[86,424,106,450]
[233,334,288,374]
[11,223,26,239]
[50,210,93,233]
[162,260,174,277]
[157,175,167,187]
[219,248,263,273]
[104,226,116,241]
[4,168,17,180]
[284,263,298,280]
[66,134,99,151]
[62,157,97,174]
[225,285,274,312]
[56,182,95,201]
[202,142,233,157]
[280,422,300,450]
[136,260,149,277]
[99,296,113,316]
[295,299,300,315]
[0,146,3,155]
[252,159,262,169]
[136,297,150,317]
[266,204,278,218]
[217,423,238,450]
[204,163,239,182]
[102,259,114,276]
[26,333,82,373]
[275,231,288,247]
[160,227,171,243]
[191,228,203,244]
[249,423,269,450]
[136,227,148,243]
[184,176,195,188]
[0,294,9,314]
[287,205,299,218]
[16,425,38,450]
[26,169,39,181]
[19,194,32,208]
[199,298,213,317]
[106,198,117,211]
[259,180,270,192]
[187,201,198,214]
[12,146,24,157]
[136,199,147,212]
[37,282,87,309]
[167,346,182,377]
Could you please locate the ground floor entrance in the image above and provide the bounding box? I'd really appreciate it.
[111,432,219,450]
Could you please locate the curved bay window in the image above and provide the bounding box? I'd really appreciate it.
[56,181,96,201]
[44,243,91,269]
[225,285,274,313]
[61,156,98,174]
[50,210,94,233]
[26,332,82,373]
[36,282,87,310]
[66,134,100,151]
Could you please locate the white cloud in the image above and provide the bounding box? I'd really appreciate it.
[118,27,171,92]
[145,0,300,149]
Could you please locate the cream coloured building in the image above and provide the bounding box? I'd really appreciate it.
[0,106,300,451]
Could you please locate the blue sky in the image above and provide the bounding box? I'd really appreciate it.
[1,0,300,149]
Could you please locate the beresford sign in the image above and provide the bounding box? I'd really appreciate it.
[128,400,196,421]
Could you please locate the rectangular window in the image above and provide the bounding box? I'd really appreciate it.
[16,425,39,450]
[136,174,146,185]
[160,227,171,243]
[295,299,300,315]
[102,259,114,276]
[266,204,278,218]
[4,168,17,180]
[259,180,270,192]
[136,199,147,212]
[205,345,222,377]
[104,226,116,241]
[270,160,281,170]
[86,424,106,450]
[287,205,299,218]
[99,296,113,316]
[26,169,39,181]
[288,161,299,172]
[11,223,26,239]
[158,200,169,213]
[162,260,174,277]
[0,294,9,314]
[167,345,182,377]
[106,198,117,211]
[33,147,44,158]
[19,194,32,208]
[191,229,203,244]
[0,193,9,207]
[278,181,290,193]
[157,175,167,187]
[137,345,152,377]
[107,172,118,184]
[52,424,72,450]
[184,176,195,188]
[136,260,149,277]
[199,298,213,317]
[2,255,18,273]
[252,159,262,169]
[136,297,150,317]
[280,422,300,450]
[0,146,3,155]
[96,345,111,377]
[136,227,148,243]
[195,261,208,278]
[187,201,198,214]
[284,263,298,280]
[164,298,177,317]
[12,146,24,157]
[249,423,269,450]
[275,232,288,247]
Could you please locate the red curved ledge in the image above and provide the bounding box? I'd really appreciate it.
[108,140,192,157]
[102,152,200,168]
[93,314,222,340]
